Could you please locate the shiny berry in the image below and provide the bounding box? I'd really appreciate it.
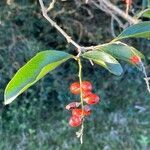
[82,90,92,98]
[69,116,82,127]
[81,81,92,91]
[130,56,141,64]
[65,102,80,110]
[72,109,83,117]
[72,108,91,117]
[83,93,100,105]
[70,82,80,94]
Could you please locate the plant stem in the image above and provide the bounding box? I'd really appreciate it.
[39,0,81,53]
[94,0,139,24]
[141,62,150,93]
[78,58,84,113]
[77,58,84,144]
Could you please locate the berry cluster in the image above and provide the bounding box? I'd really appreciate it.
[66,81,100,127]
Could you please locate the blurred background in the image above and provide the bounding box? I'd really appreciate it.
[0,0,150,149]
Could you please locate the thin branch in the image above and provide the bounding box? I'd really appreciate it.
[85,0,89,4]
[47,0,56,12]
[92,1,125,29]
[111,17,116,38]
[39,0,140,55]
[39,0,81,53]
[141,62,150,93]
[101,0,139,24]
[7,0,14,5]
[90,0,139,25]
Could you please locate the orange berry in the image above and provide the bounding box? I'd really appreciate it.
[70,82,80,94]
[81,81,92,91]
[72,108,91,117]
[70,81,92,95]
[82,90,92,98]
[83,93,100,105]
[130,56,141,64]
[69,116,82,127]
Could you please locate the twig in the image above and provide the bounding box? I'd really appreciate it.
[141,62,150,93]
[90,0,139,25]
[85,0,89,4]
[91,0,126,28]
[111,17,116,38]
[94,0,126,35]
[39,0,94,55]
[7,0,14,5]
[39,0,81,54]
[101,0,139,24]
[47,0,56,12]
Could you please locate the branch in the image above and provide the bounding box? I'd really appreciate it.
[39,0,81,53]
[141,62,150,93]
[92,1,125,28]
[90,0,139,25]
[47,0,56,12]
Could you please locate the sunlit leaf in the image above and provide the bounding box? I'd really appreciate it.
[82,51,123,76]
[115,21,150,40]
[94,42,144,64]
[4,50,73,105]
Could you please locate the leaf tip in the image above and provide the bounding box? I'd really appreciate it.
[4,95,17,105]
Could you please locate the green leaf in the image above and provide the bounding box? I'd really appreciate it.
[4,50,73,105]
[115,21,150,40]
[142,10,150,18]
[82,51,123,76]
[137,9,150,18]
[94,42,144,64]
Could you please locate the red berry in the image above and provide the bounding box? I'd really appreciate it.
[70,82,80,94]
[125,0,132,5]
[83,93,100,105]
[72,108,91,117]
[69,116,82,127]
[65,102,80,110]
[81,81,92,91]
[72,109,83,117]
[82,90,92,98]
[130,56,141,64]
[70,81,92,95]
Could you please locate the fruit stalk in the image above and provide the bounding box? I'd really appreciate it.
[77,58,84,144]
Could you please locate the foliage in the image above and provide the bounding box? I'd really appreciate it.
[0,0,150,149]
[4,20,149,104]
[4,50,73,104]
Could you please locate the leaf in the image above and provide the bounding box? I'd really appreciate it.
[94,42,144,64]
[115,21,150,40]
[4,50,73,105]
[82,51,123,76]
[141,9,150,18]
[137,9,150,18]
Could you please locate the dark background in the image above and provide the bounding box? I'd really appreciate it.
[0,0,150,149]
